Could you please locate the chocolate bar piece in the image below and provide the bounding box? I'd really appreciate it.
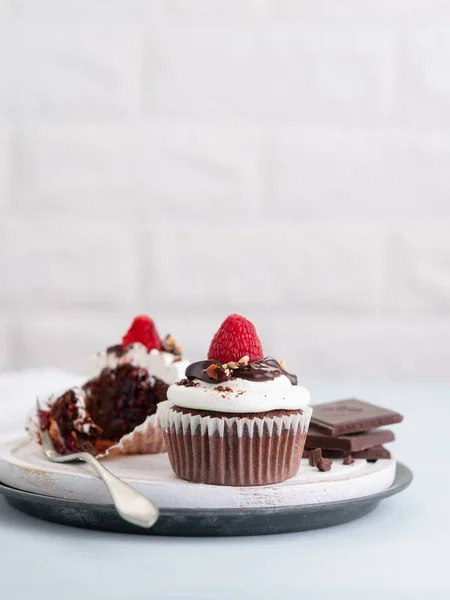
[310,399,403,436]
[317,458,332,472]
[306,426,394,452]
[307,448,333,472]
[308,448,323,467]
[351,446,391,460]
[304,446,391,460]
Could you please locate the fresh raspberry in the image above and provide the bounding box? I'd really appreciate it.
[207,314,264,364]
[122,315,162,351]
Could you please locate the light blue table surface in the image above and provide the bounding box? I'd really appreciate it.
[0,370,446,600]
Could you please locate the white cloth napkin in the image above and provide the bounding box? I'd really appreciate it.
[0,368,83,443]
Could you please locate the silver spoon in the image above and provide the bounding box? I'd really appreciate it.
[37,400,159,528]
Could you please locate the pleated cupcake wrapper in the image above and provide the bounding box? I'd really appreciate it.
[157,401,312,438]
[27,390,166,458]
[98,413,165,458]
[25,387,67,444]
[158,401,312,486]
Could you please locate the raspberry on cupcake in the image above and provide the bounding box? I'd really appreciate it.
[158,314,312,486]
[30,315,189,457]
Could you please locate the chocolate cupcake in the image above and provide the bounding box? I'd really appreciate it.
[158,314,312,486]
[28,315,189,457]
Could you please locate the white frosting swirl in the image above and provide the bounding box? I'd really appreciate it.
[147,349,189,385]
[167,375,310,414]
[87,342,188,385]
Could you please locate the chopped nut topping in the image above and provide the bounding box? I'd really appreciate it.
[206,364,221,380]
[227,361,239,369]
[238,355,249,366]
[204,363,230,382]
[279,359,287,370]
[161,334,183,357]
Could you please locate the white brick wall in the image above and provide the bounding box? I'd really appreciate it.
[144,224,384,313]
[144,26,392,124]
[271,317,450,381]
[12,312,132,369]
[14,0,144,19]
[0,126,10,207]
[15,123,262,215]
[269,0,450,23]
[0,313,11,368]
[0,217,139,310]
[0,16,9,115]
[12,22,143,118]
[387,226,450,314]
[396,28,450,127]
[1,1,450,381]
[269,130,450,218]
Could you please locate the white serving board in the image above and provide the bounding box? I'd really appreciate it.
[0,438,396,509]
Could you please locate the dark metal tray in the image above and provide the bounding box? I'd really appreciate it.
[0,462,412,537]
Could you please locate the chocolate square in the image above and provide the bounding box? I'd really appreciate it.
[303,445,391,460]
[306,426,395,452]
[310,399,403,436]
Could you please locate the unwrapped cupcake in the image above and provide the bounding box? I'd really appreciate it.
[28,315,189,458]
[158,314,312,486]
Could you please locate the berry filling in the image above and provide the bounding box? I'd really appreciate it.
[38,390,101,455]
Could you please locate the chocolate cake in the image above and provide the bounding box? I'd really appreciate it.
[83,364,167,442]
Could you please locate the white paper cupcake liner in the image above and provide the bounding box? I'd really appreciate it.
[157,401,312,438]
[98,413,165,458]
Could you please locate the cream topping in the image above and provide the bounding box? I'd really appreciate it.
[147,349,189,385]
[87,342,189,385]
[167,375,310,414]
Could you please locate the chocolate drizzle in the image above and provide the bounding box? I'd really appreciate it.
[184,360,226,384]
[107,335,183,359]
[184,357,298,386]
[106,344,127,357]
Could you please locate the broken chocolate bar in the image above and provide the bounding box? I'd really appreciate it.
[310,399,403,436]
[304,446,391,460]
[316,457,332,472]
[350,446,391,460]
[308,447,323,467]
[306,426,394,452]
